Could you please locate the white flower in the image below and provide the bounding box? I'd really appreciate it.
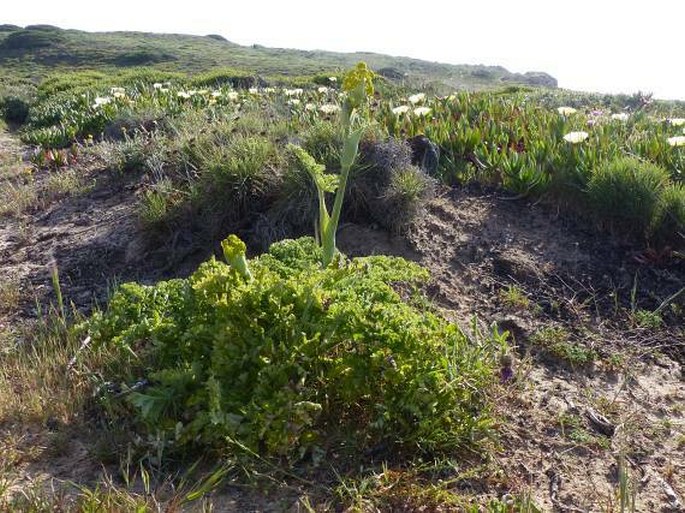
[263,87,276,93]
[413,107,432,117]
[305,103,316,111]
[557,106,577,115]
[159,87,170,93]
[177,91,191,99]
[668,118,685,127]
[153,82,163,89]
[328,77,337,82]
[93,96,111,108]
[226,92,239,101]
[319,103,341,114]
[248,87,259,94]
[187,90,197,96]
[317,86,329,94]
[110,87,125,95]
[611,113,630,121]
[287,99,301,106]
[408,93,426,104]
[563,131,589,144]
[392,105,410,115]
[112,91,126,99]
[198,89,209,95]
[284,88,303,97]
[211,90,222,98]
[667,136,685,147]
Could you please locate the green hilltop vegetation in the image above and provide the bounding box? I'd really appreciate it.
[0,23,557,90]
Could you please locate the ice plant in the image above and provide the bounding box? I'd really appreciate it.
[557,106,577,115]
[667,136,685,147]
[408,93,426,104]
[563,131,589,144]
[291,62,375,267]
[221,235,252,281]
[319,103,341,114]
[93,96,111,108]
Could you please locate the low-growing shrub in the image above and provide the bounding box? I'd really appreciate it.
[87,237,500,460]
[352,138,434,233]
[191,135,282,225]
[1,96,31,124]
[587,156,671,239]
[302,121,342,172]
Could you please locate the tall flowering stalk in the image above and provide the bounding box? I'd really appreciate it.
[291,62,375,266]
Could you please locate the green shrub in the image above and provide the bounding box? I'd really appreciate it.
[1,96,31,124]
[302,121,342,172]
[192,135,282,227]
[0,80,36,125]
[87,237,500,459]
[352,138,434,233]
[587,157,671,239]
[652,184,685,248]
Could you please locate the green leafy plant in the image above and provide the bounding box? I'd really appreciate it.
[88,236,501,460]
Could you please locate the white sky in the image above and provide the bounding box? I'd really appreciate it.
[4,0,685,100]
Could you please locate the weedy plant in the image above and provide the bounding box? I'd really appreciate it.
[289,62,375,266]
[86,235,502,461]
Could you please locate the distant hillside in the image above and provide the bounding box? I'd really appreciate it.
[0,25,557,90]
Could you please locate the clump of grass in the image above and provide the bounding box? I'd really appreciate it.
[380,165,435,233]
[587,157,671,240]
[99,132,167,174]
[302,121,342,172]
[103,107,167,141]
[352,137,434,233]
[137,178,185,233]
[558,413,610,450]
[530,327,597,367]
[190,134,282,230]
[499,284,530,311]
[0,277,22,315]
[652,183,685,248]
[0,176,37,217]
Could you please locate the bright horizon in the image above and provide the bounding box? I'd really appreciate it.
[4,0,685,101]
